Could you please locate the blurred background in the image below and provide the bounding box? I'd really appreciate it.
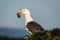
[0,0,60,38]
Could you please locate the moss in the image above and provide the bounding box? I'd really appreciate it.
[28,28,60,40]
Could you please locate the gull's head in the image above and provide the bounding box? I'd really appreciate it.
[17,9,30,18]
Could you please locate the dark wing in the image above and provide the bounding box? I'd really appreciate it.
[26,21,44,33]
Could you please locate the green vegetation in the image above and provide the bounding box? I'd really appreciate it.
[28,28,60,40]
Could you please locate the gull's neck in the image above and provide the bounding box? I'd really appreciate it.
[25,12,34,25]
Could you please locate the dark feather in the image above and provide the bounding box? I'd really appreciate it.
[26,21,44,33]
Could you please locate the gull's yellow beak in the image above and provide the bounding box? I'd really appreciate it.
[17,10,22,18]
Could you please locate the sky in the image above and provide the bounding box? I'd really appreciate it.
[0,0,60,30]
